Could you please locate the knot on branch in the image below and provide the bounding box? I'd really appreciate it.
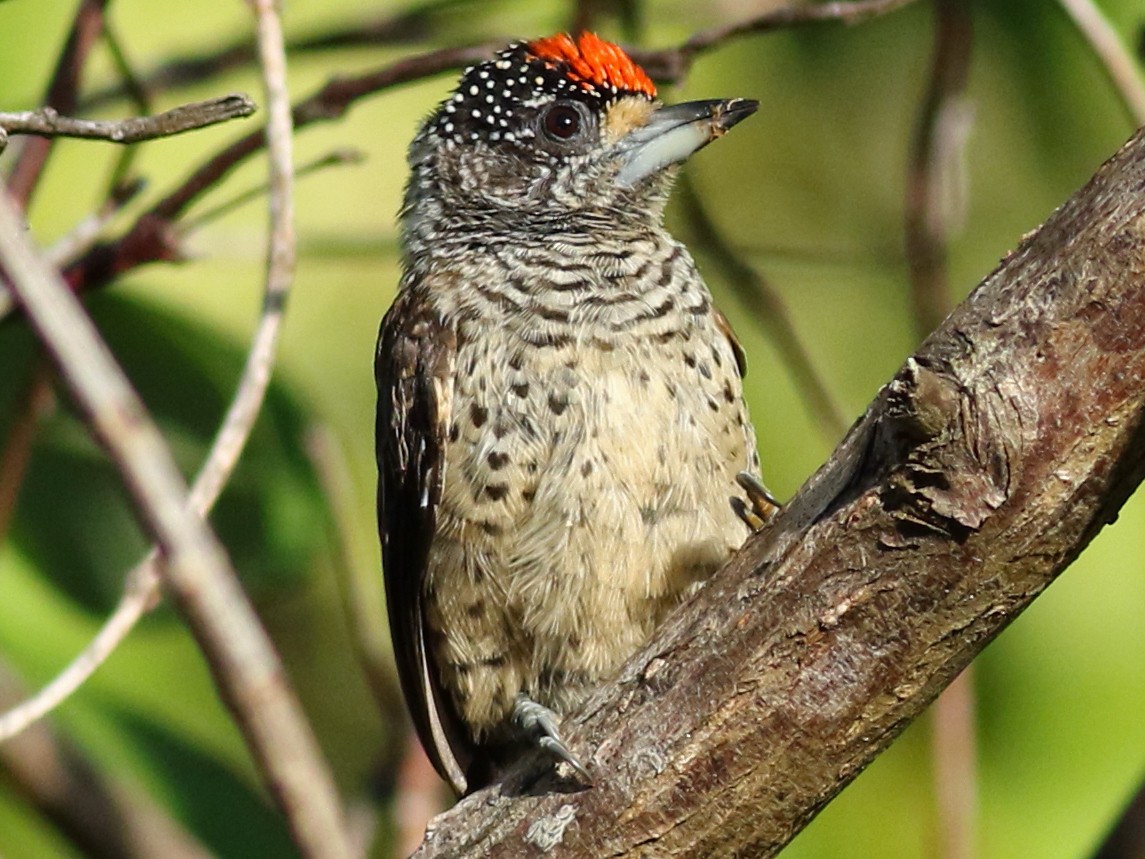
[872,357,1010,545]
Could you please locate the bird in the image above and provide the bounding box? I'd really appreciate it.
[376,31,774,796]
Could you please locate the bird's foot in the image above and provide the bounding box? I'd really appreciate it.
[734,471,782,532]
[512,694,591,783]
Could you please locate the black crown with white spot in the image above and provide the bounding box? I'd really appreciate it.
[430,41,652,148]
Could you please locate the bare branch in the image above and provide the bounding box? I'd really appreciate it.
[903,0,973,341]
[83,0,483,109]
[632,0,919,83]
[7,0,109,205]
[0,94,256,147]
[184,146,365,230]
[406,126,1145,858]
[0,564,157,744]
[1059,0,1145,125]
[0,181,347,859]
[932,669,978,859]
[0,662,213,859]
[0,361,56,547]
[676,176,849,443]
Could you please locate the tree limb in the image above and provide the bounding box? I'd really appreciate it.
[409,126,1145,858]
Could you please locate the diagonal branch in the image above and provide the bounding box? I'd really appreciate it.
[406,126,1145,858]
[0,180,348,859]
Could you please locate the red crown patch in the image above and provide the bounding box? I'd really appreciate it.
[526,32,656,99]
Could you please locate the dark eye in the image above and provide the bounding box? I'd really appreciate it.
[543,103,582,140]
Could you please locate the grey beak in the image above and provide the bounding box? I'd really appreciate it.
[616,98,758,187]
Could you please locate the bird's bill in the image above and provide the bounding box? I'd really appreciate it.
[615,97,759,187]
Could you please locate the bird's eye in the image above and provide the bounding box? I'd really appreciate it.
[543,103,582,140]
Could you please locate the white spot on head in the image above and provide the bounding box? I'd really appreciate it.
[534,76,544,85]
[485,94,494,103]
[471,109,481,118]
[469,85,479,96]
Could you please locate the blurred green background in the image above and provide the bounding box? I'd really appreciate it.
[2,0,1144,856]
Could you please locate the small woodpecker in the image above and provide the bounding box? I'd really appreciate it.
[376,32,773,796]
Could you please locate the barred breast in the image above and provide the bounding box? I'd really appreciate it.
[422,231,758,739]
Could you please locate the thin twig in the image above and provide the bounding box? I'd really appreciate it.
[632,0,919,83]
[0,360,56,547]
[46,178,147,268]
[100,21,155,201]
[306,426,438,855]
[0,662,213,859]
[904,0,973,341]
[932,669,977,859]
[0,182,348,859]
[6,0,109,206]
[305,427,401,726]
[38,41,499,305]
[0,566,157,742]
[1059,0,1145,126]
[184,147,365,230]
[0,41,502,746]
[242,2,351,851]
[676,176,849,444]
[903,5,978,857]
[0,94,256,148]
[83,0,484,110]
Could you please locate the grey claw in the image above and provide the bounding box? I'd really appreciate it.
[513,695,591,783]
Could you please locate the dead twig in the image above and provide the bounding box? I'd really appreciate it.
[633,0,919,83]
[677,176,849,444]
[0,155,347,859]
[1059,0,1145,125]
[0,94,256,150]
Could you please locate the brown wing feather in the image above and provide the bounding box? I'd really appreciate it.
[375,284,472,795]
[714,306,747,377]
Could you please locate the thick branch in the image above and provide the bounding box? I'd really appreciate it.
[411,129,1145,857]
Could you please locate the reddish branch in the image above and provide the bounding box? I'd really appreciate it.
[7,0,109,205]
[51,0,925,302]
[407,127,1145,858]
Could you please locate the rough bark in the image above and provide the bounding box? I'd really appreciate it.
[412,128,1145,858]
